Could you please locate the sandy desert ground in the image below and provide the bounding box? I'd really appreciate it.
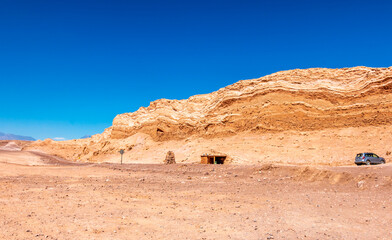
[0,148,391,240]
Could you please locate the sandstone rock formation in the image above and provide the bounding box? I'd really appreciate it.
[110,67,392,140]
[24,67,392,165]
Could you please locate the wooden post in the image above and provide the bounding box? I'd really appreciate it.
[119,149,124,165]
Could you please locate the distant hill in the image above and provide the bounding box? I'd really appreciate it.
[0,132,35,141]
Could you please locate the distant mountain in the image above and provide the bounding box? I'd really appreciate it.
[80,135,91,139]
[0,132,35,141]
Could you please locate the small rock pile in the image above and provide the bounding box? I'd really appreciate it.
[164,151,176,164]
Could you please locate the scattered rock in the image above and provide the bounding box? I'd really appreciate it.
[267,233,274,239]
[357,180,365,189]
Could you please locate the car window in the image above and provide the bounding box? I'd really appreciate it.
[374,154,379,158]
[365,153,371,157]
[356,153,362,157]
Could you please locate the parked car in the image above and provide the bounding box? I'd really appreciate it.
[355,153,385,165]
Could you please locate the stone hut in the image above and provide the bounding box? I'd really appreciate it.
[164,151,176,164]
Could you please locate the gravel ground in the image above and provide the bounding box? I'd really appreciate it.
[0,156,391,240]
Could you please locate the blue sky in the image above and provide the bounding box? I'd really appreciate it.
[1,0,391,140]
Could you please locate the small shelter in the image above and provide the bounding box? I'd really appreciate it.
[201,153,227,164]
[164,151,176,164]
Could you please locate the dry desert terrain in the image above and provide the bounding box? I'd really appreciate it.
[3,67,392,239]
[0,146,391,240]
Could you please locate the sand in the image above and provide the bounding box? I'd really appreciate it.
[0,153,391,239]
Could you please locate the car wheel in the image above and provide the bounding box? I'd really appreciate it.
[366,160,371,165]
[381,160,385,164]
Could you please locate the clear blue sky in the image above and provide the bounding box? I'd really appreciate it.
[1,0,391,140]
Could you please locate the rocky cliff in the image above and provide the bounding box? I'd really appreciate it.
[25,67,392,165]
[110,67,392,140]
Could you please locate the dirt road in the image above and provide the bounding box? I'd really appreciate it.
[0,154,391,239]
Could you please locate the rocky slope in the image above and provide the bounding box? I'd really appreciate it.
[25,67,392,165]
[111,66,392,140]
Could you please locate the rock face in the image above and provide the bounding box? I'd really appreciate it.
[110,67,392,140]
[25,67,392,165]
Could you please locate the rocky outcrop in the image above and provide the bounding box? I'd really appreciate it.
[25,67,392,165]
[110,67,392,140]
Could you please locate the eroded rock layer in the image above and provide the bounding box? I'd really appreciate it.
[110,67,392,140]
[25,67,392,164]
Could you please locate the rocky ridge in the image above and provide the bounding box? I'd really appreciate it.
[25,67,392,165]
[110,66,392,140]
